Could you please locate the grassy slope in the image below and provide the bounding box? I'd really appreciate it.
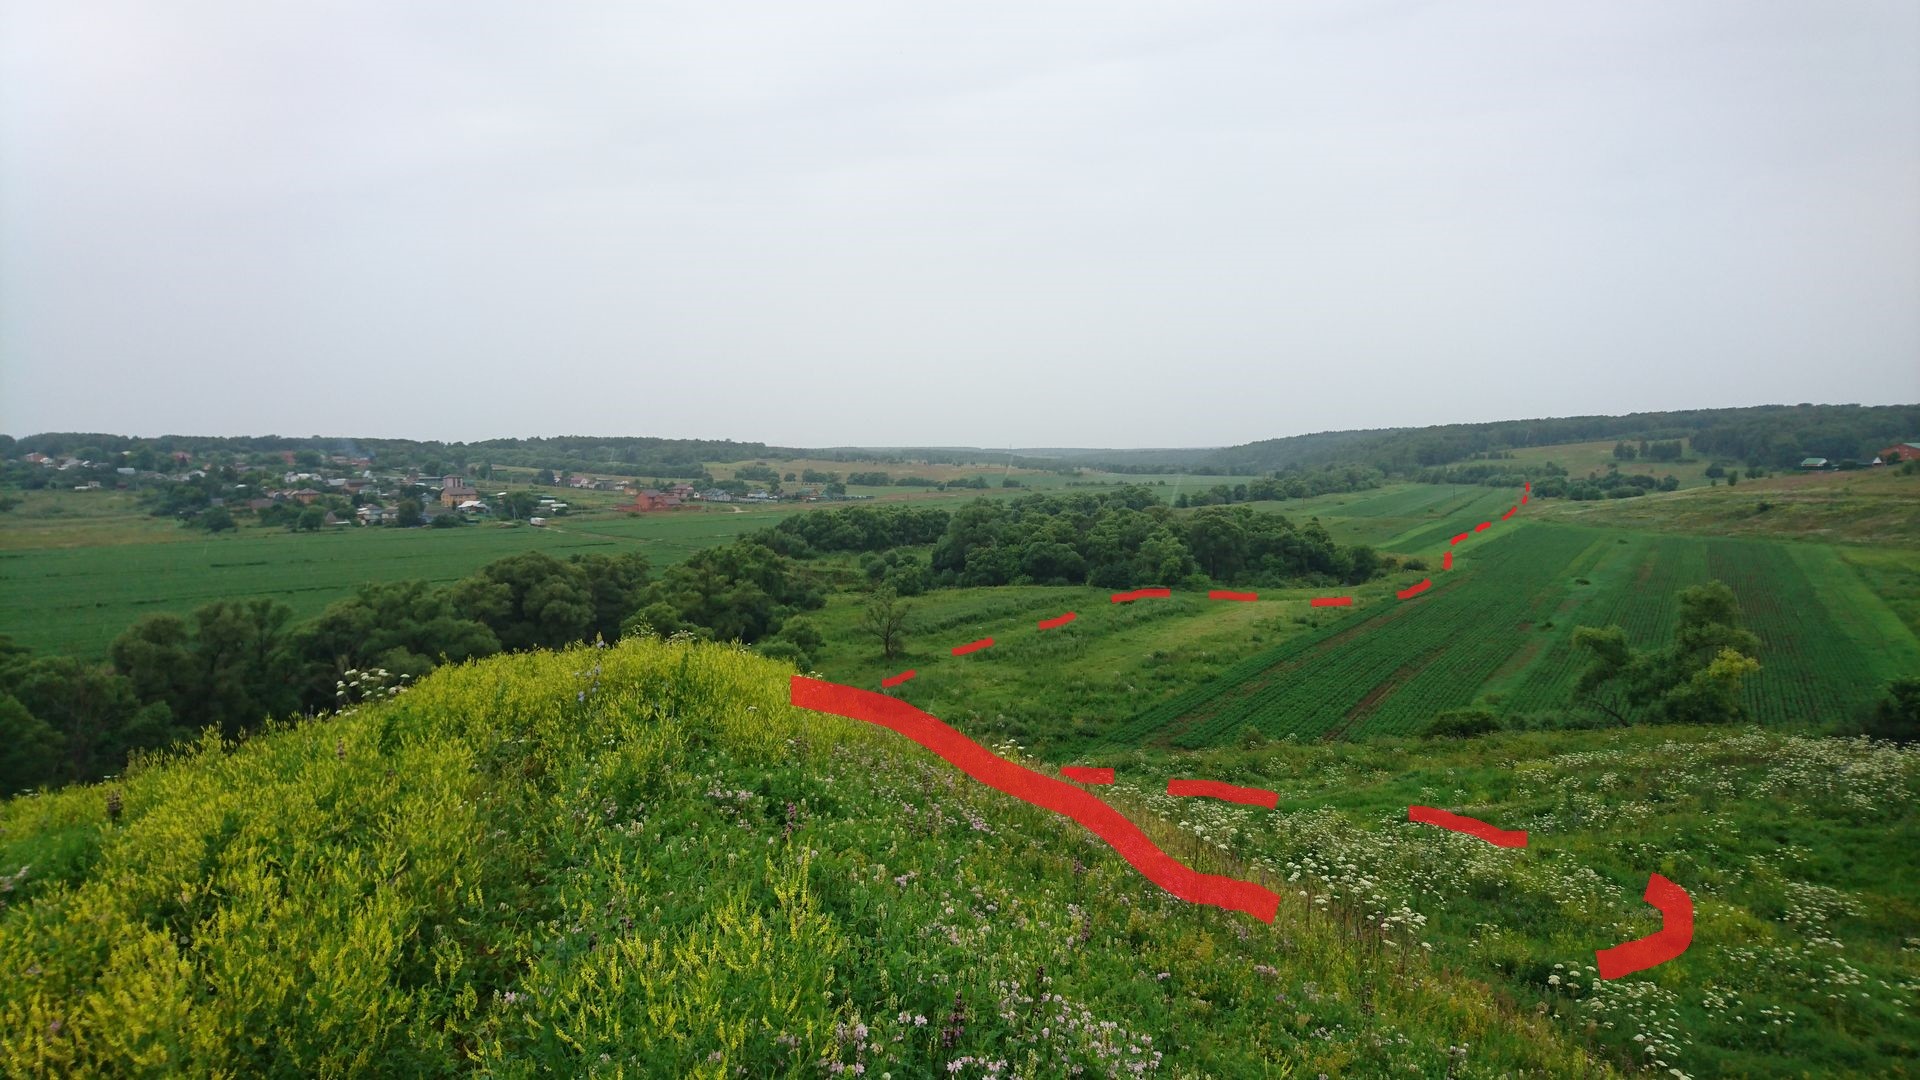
[1529,468,1920,547]
[0,640,1608,1078]
[1500,439,1715,490]
[1090,728,1920,1079]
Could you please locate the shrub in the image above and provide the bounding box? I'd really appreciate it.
[1863,677,1920,743]
[1423,707,1502,739]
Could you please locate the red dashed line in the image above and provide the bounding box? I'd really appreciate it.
[789,676,1279,922]
[1168,778,1280,809]
[830,480,1690,973]
[1409,806,1527,847]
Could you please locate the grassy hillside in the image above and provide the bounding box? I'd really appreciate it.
[1088,728,1920,1079]
[0,639,1611,1077]
[1532,468,1920,547]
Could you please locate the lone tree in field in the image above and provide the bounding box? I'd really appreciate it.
[861,586,910,661]
[1573,580,1761,725]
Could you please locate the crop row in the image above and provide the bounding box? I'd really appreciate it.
[1128,525,1598,748]
[1702,539,1888,726]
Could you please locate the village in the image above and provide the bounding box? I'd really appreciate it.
[10,446,868,529]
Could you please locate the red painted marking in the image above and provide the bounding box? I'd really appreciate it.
[1474,521,1491,533]
[951,637,994,657]
[1061,766,1115,785]
[1209,590,1258,602]
[1501,506,1517,520]
[881,669,917,688]
[1310,596,1353,608]
[1111,587,1172,603]
[1525,480,1531,492]
[1521,493,1529,505]
[789,676,1279,922]
[1038,612,1077,630]
[1595,874,1694,979]
[1442,551,1453,571]
[1408,806,1527,848]
[1396,578,1432,600]
[1450,532,1470,546]
[1168,778,1280,809]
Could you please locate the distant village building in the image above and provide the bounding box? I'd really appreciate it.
[631,489,682,511]
[291,488,324,505]
[1798,457,1829,469]
[1876,442,1920,463]
[440,477,479,507]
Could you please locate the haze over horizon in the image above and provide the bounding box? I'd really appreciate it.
[3,1,1917,447]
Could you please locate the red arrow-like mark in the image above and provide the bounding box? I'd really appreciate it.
[1451,533,1470,546]
[1408,805,1527,847]
[1502,506,1518,520]
[1474,521,1491,533]
[1061,766,1115,785]
[951,637,994,657]
[1209,590,1258,602]
[1310,596,1353,607]
[1111,587,1172,603]
[881,670,917,688]
[1595,873,1694,979]
[1038,612,1077,630]
[1442,551,1454,571]
[1397,578,1433,600]
[789,676,1280,922]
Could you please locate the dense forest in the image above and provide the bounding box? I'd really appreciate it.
[1198,403,1920,475]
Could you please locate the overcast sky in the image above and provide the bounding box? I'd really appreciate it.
[2,1,1916,448]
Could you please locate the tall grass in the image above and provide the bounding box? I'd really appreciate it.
[1,638,1612,1076]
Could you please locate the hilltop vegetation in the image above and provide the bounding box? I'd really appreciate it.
[0,639,1616,1077]
[1094,725,1920,1079]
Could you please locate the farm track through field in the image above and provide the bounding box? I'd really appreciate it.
[1327,643,1450,740]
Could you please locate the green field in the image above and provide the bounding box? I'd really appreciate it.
[1099,523,1920,749]
[1501,437,1714,488]
[1534,466,1920,546]
[792,480,1920,759]
[0,471,1244,659]
[0,505,808,657]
